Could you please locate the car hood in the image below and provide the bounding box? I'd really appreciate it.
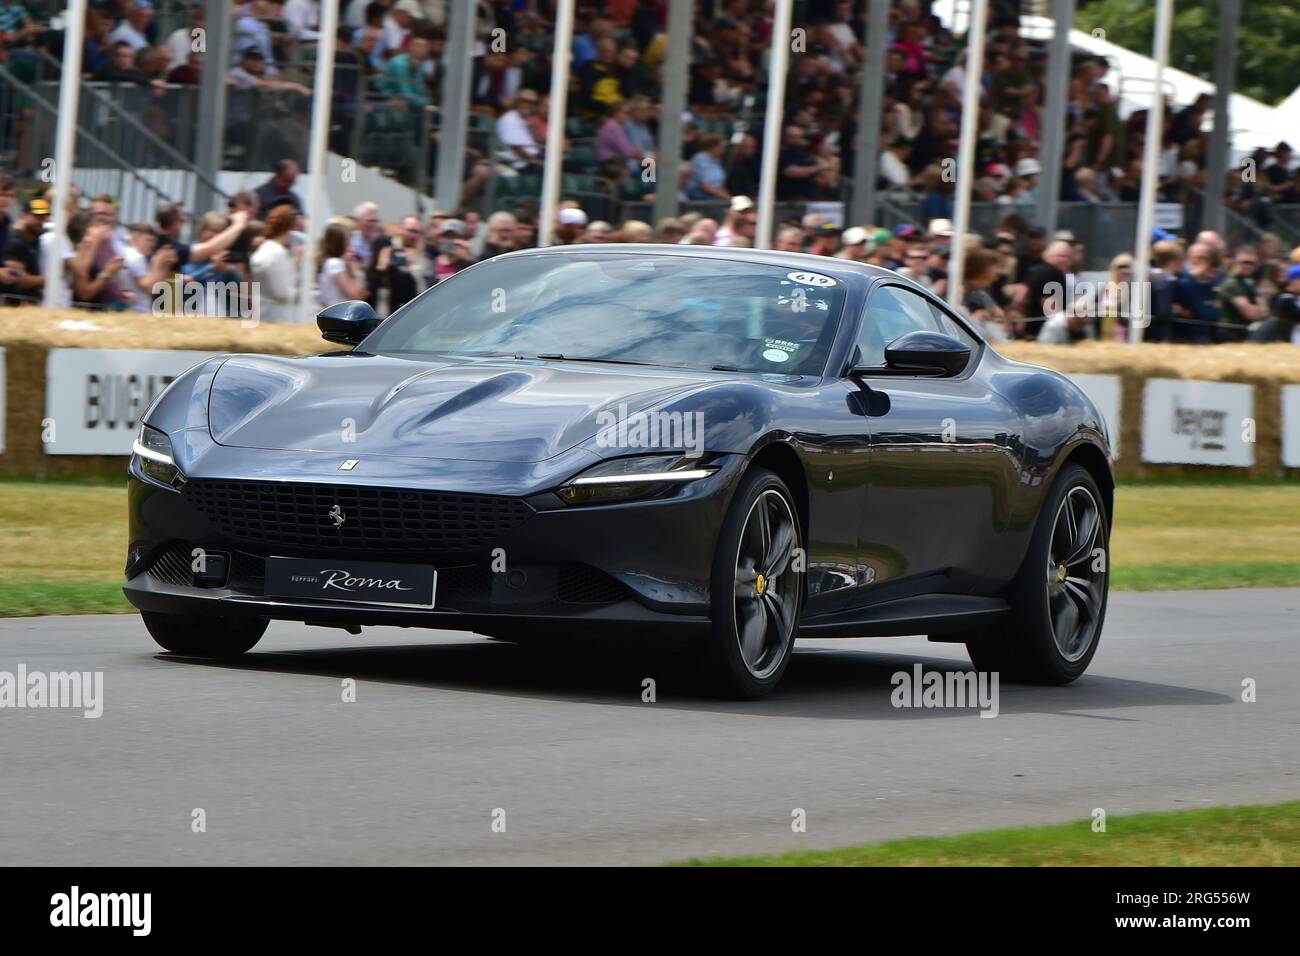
[207,353,707,463]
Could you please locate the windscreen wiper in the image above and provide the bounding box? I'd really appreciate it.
[532,354,659,367]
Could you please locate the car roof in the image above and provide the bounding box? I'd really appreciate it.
[492,242,898,291]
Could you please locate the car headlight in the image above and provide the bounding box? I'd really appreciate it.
[557,454,717,505]
[131,425,185,489]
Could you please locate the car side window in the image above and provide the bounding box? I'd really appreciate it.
[855,285,946,367]
[929,302,982,354]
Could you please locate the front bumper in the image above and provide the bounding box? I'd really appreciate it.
[123,451,745,633]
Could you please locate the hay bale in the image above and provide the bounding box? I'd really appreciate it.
[0,308,324,479]
[2,309,1297,480]
[995,341,1297,478]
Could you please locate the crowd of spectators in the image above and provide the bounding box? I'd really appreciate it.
[3,164,1299,345]
[2,2,1299,342]
[5,0,1300,216]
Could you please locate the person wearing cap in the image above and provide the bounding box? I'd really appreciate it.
[1,199,49,305]
[232,3,277,75]
[554,206,589,244]
[228,46,308,94]
[713,196,756,248]
[109,0,154,52]
[383,0,421,49]
[808,223,841,257]
[835,227,872,262]
[431,219,472,283]
[1261,264,1300,344]
[868,228,896,267]
[1013,157,1041,204]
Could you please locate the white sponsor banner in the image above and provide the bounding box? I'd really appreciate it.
[0,346,6,455]
[803,201,845,228]
[1153,202,1184,230]
[1141,378,1254,467]
[1065,373,1121,459]
[1283,385,1300,469]
[44,349,221,456]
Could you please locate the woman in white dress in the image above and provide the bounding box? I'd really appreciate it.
[249,204,300,323]
[316,221,367,307]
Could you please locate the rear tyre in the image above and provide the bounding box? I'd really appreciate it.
[702,467,804,699]
[142,612,267,657]
[966,463,1110,684]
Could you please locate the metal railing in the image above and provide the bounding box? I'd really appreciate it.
[0,63,177,222]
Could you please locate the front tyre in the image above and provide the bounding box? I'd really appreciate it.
[967,462,1110,684]
[142,611,267,657]
[703,468,804,698]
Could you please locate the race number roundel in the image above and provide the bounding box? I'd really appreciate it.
[786,271,836,287]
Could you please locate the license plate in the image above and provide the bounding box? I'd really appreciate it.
[264,557,436,608]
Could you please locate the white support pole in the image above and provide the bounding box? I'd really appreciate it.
[1131,0,1173,343]
[45,0,88,309]
[756,0,794,250]
[539,0,575,247]
[298,0,340,315]
[947,0,989,309]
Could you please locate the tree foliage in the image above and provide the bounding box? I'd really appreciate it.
[1074,0,1300,105]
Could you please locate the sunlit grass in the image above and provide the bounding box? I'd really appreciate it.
[0,479,1295,615]
[677,801,1300,866]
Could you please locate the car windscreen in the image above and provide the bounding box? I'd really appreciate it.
[361,253,847,376]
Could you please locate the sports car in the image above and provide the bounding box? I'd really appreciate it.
[124,245,1113,698]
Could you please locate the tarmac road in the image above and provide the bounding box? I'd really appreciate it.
[1,588,1296,865]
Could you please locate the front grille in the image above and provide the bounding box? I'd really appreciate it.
[182,480,533,553]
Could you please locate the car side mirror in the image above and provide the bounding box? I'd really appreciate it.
[881,330,971,376]
[317,300,380,347]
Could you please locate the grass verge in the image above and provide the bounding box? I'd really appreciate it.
[677,801,1300,866]
[0,479,1297,616]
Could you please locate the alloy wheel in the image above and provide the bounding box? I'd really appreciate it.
[731,489,801,678]
[1046,485,1106,663]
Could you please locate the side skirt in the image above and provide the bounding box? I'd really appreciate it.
[797,593,1010,640]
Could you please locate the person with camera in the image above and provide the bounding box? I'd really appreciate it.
[431,219,473,284]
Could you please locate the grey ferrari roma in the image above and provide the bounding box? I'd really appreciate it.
[124,245,1112,698]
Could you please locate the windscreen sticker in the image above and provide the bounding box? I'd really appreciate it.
[762,338,801,363]
[786,271,837,287]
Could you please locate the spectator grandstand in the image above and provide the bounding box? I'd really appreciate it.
[0,0,1298,344]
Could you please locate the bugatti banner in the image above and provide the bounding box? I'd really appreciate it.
[44,349,220,456]
[1140,378,1255,467]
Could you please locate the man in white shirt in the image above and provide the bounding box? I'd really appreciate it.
[496,90,542,170]
[879,140,914,190]
[109,0,155,52]
[383,0,422,52]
